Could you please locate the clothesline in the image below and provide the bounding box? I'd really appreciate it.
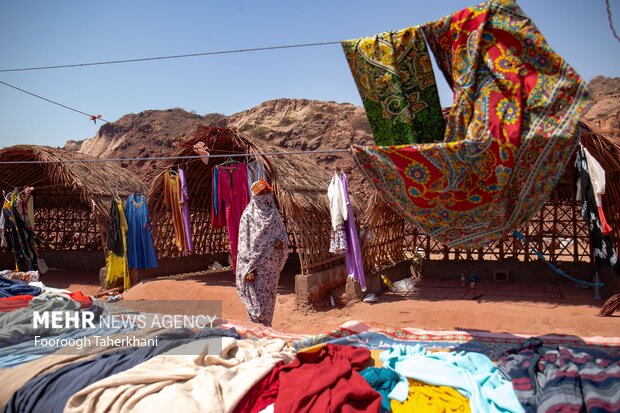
[0,148,351,165]
[0,41,343,73]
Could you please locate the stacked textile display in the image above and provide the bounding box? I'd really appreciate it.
[0,300,618,413]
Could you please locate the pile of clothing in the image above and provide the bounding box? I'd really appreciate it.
[0,300,618,413]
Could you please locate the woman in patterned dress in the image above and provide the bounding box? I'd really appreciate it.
[236,179,288,327]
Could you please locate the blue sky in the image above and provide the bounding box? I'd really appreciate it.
[1,0,618,148]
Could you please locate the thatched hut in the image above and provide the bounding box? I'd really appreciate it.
[147,126,362,305]
[362,120,620,296]
[0,145,145,269]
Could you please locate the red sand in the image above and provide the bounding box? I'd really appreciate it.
[43,269,620,338]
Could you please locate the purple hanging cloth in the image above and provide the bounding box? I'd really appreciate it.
[178,168,194,255]
[339,172,366,291]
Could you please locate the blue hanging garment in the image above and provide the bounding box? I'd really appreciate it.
[124,194,159,269]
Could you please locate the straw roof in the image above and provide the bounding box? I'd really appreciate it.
[0,145,145,248]
[148,126,360,273]
[148,126,341,214]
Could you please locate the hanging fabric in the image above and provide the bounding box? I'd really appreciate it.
[124,194,159,270]
[163,170,189,254]
[327,173,348,255]
[247,158,268,197]
[211,162,250,271]
[575,146,617,270]
[339,172,366,291]
[105,196,130,290]
[342,27,445,145]
[212,166,221,225]
[178,168,194,255]
[576,147,612,235]
[2,192,39,272]
[0,207,6,249]
[350,0,591,249]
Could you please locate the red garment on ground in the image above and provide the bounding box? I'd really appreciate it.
[275,344,381,413]
[0,294,34,312]
[233,361,283,413]
[67,291,93,308]
[0,291,91,312]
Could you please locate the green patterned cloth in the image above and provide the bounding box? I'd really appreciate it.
[342,27,445,145]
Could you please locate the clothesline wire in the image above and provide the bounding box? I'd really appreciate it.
[0,41,343,73]
[606,0,620,42]
[0,148,351,165]
[0,80,110,124]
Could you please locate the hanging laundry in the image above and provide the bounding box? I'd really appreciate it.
[124,194,158,270]
[163,170,190,254]
[105,196,130,290]
[2,192,39,272]
[351,0,591,249]
[178,168,194,255]
[212,165,221,225]
[576,146,612,235]
[327,173,349,255]
[211,162,250,271]
[247,158,268,196]
[575,146,617,270]
[0,206,6,248]
[342,27,445,145]
[341,172,366,291]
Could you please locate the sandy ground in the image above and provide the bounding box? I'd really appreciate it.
[42,269,620,339]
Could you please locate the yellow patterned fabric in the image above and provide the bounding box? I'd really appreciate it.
[390,379,471,413]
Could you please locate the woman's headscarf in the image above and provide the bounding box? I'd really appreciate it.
[236,188,288,278]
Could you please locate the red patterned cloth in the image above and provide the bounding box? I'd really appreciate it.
[352,0,591,249]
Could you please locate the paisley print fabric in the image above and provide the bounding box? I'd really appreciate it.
[329,224,348,255]
[352,0,591,248]
[236,192,288,326]
[342,27,445,145]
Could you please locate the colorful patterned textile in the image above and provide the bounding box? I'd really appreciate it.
[352,0,591,248]
[342,27,445,145]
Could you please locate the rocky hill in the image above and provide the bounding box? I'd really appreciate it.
[584,76,620,138]
[65,77,619,199]
[66,99,375,199]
